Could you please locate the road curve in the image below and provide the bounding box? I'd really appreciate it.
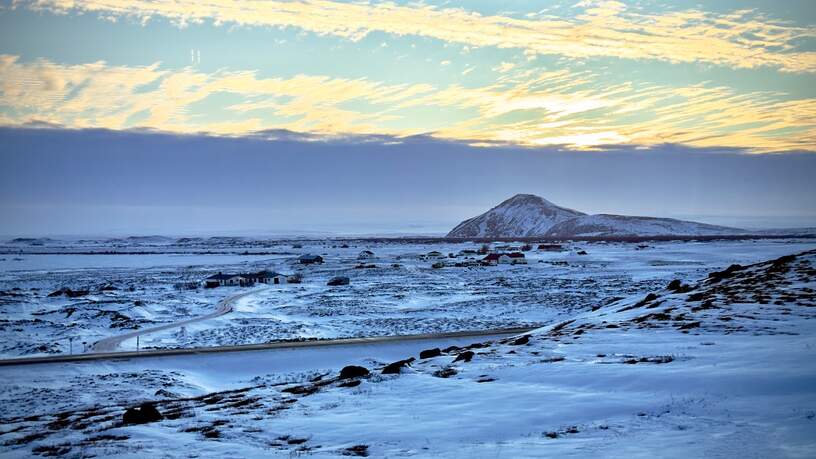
[0,327,537,367]
[90,288,265,353]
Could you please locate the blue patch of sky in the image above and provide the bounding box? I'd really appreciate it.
[1,4,812,103]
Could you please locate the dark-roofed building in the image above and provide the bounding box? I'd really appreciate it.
[204,272,245,288]
[243,270,287,285]
[482,252,526,265]
[298,254,324,264]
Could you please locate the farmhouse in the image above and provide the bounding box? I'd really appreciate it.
[298,254,324,264]
[243,270,287,285]
[482,252,527,266]
[204,272,245,288]
[204,270,289,288]
[507,252,527,264]
[358,250,375,260]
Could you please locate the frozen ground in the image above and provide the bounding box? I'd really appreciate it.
[0,247,814,457]
[1,239,814,357]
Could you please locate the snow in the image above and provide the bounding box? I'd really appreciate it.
[1,240,815,457]
[446,193,760,238]
[3,238,814,357]
[447,194,585,238]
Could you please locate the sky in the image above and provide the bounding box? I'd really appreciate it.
[0,1,815,236]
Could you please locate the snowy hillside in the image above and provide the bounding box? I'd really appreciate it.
[545,214,740,238]
[448,194,743,238]
[446,194,585,238]
[2,249,814,457]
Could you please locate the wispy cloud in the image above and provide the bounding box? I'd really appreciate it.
[1,55,814,152]
[19,0,816,72]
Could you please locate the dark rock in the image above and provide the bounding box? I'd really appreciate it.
[510,335,530,346]
[382,358,414,375]
[48,287,88,298]
[442,345,461,353]
[339,365,369,379]
[432,368,457,378]
[666,279,691,293]
[282,384,319,396]
[678,321,701,330]
[338,380,361,388]
[576,250,588,255]
[327,276,350,286]
[341,444,369,457]
[708,264,743,281]
[122,403,163,425]
[453,351,475,363]
[419,348,441,359]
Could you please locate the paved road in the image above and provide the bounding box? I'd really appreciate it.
[89,288,264,353]
[0,327,537,367]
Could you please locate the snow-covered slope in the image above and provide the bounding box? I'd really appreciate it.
[2,250,814,457]
[448,194,743,238]
[446,194,585,238]
[545,214,740,238]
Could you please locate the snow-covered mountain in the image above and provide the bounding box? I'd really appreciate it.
[446,194,586,238]
[544,214,740,238]
[447,194,743,238]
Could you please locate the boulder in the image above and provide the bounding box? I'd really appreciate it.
[381,358,414,375]
[419,348,441,359]
[339,365,369,379]
[122,403,163,425]
[432,368,458,378]
[510,335,530,346]
[327,276,350,286]
[453,351,475,363]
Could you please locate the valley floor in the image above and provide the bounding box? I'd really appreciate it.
[0,247,814,457]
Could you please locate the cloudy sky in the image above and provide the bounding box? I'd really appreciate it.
[0,1,815,235]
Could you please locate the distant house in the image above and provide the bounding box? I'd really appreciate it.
[482,253,507,265]
[482,252,527,265]
[243,270,287,285]
[426,251,445,259]
[358,250,375,260]
[205,270,288,288]
[538,244,563,251]
[507,252,527,264]
[298,254,324,264]
[204,272,244,288]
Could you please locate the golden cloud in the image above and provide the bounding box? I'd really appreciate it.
[21,0,816,72]
[0,55,814,152]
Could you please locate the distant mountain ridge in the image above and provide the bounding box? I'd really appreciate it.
[447,194,743,238]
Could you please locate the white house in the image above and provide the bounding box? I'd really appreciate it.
[204,273,245,287]
[482,252,527,266]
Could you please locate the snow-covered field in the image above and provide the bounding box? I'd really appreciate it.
[0,244,814,457]
[1,239,814,357]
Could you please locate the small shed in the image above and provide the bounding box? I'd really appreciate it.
[358,250,375,260]
[299,254,324,264]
